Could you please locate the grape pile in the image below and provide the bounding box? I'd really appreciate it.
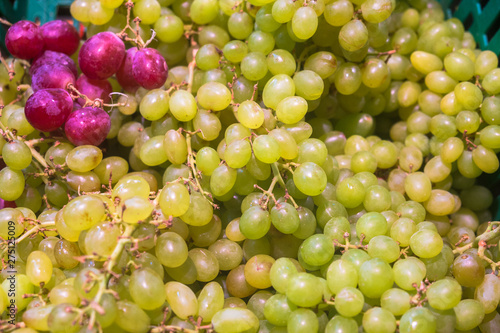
[1,0,500,332]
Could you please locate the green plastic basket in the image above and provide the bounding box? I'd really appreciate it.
[439,0,500,55]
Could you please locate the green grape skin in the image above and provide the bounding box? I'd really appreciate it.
[286,273,323,308]
[155,232,188,268]
[276,96,308,125]
[393,257,426,291]
[253,135,281,163]
[269,257,298,294]
[299,234,334,266]
[367,235,400,263]
[169,89,197,122]
[198,281,225,323]
[426,278,462,311]
[269,128,299,160]
[475,50,498,78]
[271,202,300,234]
[212,308,260,333]
[380,288,411,316]
[358,258,394,298]
[334,286,364,317]
[294,70,324,101]
[399,307,436,333]
[474,274,500,314]
[472,145,499,174]
[326,259,358,295]
[262,73,295,110]
[454,299,485,331]
[208,239,243,271]
[165,281,198,319]
[197,82,232,111]
[409,229,443,259]
[1,274,34,311]
[293,162,327,196]
[267,49,296,76]
[339,20,368,52]
[237,101,264,129]
[154,14,184,43]
[244,254,275,289]
[129,268,166,310]
[241,52,269,81]
[139,89,169,121]
[0,167,25,201]
[287,308,319,333]
[444,51,475,81]
[362,307,397,333]
[291,7,318,40]
[115,300,151,333]
[62,195,105,231]
[239,206,271,239]
[325,315,359,333]
[2,140,32,171]
[196,147,220,175]
[225,139,252,168]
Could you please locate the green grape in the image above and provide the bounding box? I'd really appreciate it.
[334,286,364,317]
[121,196,153,224]
[159,182,190,217]
[154,14,184,43]
[326,259,358,295]
[209,239,243,271]
[367,235,400,263]
[1,274,34,311]
[272,0,299,23]
[169,90,197,121]
[481,96,500,125]
[47,304,79,333]
[236,101,264,129]
[139,89,169,121]
[482,68,500,95]
[256,4,281,32]
[455,81,483,111]
[474,273,500,314]
[409,229,443,258]
[212,308,259,333]
[339,20,368,52]
[2,140,32,171]
[392,27,418,55]
[262,74,295,109]
[452,250,485,287]
[241,52,268,81]
[291,6,317,40]
[404,172,431,202]
[133,0,161,24]
[475,50,498,78]
[393,257,426,291]
[454,299,485,331]
[423,189,456,216]
[380,288,411,316]
[293,162,327,196]
[472,145,499,174]
[324,0,353,26]
[196,147,220,176]
[165,281,198,319]
[210,164,237,196]
[362,58,389,88]
[155,232,188,267]
[93,156,129,186]
[400,307,436,332]
[271,202,300,234]
[358,258,393,298]
[197,82,232,111]
[398,81,421,107]
[426,278,462,310]
[286,273,323,307]
[84,221,120,258]
[362,307,396,333]
[198,282,225,323]
[336,177,365,209]
[129,268,166,310]
[54,240,80,269]
[287,308,319,333]
[62,195,105,231]
[457,150,483,178]
[163,129,187,165]
[248,31,275,55]
[444,51,475,81]
[224,139,252,168]
[269,257,298,294]
[294,70,324,101]
[112,175,151,201]
[190,0,219,24]
[325,315,358,333]
[0,167,25,201]
[361,0,393,23]
[299,234,334,266]
[244,254,275,289]
[115,300,151,333]
[239,206,271,239]
[398,146,423,172]
[89,1,114,25]
[370,140,397,169]
[26,250,53,286]
[253,135,280,163]
[228,11,253,40]
[390,217,416,247]
[267,49,296,76]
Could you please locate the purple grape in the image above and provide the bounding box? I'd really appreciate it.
[132,48,168,90]
[64,107,111,146]
[78,32,125,80]
[31,63,75,92]
[31,50,78,77]
[116,47,140,93]
[75,74,112,105]
[40,20,80,56]
[25,88,73,132]
[5,20,44,60]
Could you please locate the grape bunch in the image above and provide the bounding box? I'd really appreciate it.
[1,0,500,332]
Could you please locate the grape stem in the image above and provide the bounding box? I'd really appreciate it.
[271,162,299,208]
[86,223,137,330]
[0,51,15,81]
[453,221,500,254]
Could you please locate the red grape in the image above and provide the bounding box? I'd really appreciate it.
[116,47,140,93]
[31,63,76,92]
[64,107,111,146]
[31,50,78,77]
[75,74,112,105]
[132,47,168,90]
[25,88,74,132]
[5,20,44,60]
[78,32,126,80]
[40,20,80,56]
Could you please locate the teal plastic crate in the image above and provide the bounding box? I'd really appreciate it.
[0,0,78,53]
[439,0,500,55]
